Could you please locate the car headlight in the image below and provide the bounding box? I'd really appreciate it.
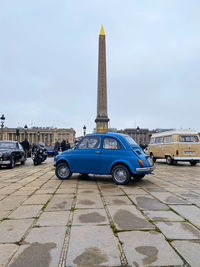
[40,149,43,153]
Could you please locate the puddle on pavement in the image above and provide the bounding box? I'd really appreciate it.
[146,187,166,192]
[135,246,158,265]
[10,242,56,267]
[112,199,127,204]
[136,196,168,210]
[73,247,108,265]
[113,209,152,229]
[181,193,200,198]
[79,200,95,205]
[165,196,186,204]
[54,201,67,209]
[79,212,106,223]
[152,216,168,221]
[182,223,200,238]
[81,190,94,193]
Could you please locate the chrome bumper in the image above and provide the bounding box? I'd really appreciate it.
[136,166,155,172]
[0,160,11,165]
[174,157,200,161]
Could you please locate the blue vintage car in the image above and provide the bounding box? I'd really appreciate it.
[54,132,155,185]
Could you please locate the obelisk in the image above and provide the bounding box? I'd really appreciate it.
[95,25,110,133]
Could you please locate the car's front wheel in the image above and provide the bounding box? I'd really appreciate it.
[166,156,173,165]
[111,164,131,185]
[9,156,15,169]
[56,162,72,180]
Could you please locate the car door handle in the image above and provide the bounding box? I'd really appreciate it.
[95,151,101,154]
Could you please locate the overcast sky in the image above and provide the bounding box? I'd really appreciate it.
[0,0,200,136]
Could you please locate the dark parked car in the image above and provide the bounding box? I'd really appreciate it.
[54,132,155,185]
[0,141,26,168]
[45,146,59,157]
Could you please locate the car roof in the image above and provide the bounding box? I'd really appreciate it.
[85,132,128,138]
[151,129,198,138]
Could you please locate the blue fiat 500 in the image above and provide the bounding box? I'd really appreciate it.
[54,132,155,185]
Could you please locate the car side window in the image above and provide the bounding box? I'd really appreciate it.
[19,144,24,151]
[78,137,100,149]
[103,137,121,150]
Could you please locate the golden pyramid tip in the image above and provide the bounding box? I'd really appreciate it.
[100,25,105,35]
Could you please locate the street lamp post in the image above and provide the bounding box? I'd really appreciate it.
[136,126,140,145]
[24,124,28,140]
[83,125,86,136]
[0,114,5,140]
[37,131,40,142]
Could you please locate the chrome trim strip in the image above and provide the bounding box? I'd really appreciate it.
[174,157,200,160]
[0,160,10,164]
[136,166,155,172]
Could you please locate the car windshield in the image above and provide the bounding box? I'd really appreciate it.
[124,135,137,145]
[0,142,16,149]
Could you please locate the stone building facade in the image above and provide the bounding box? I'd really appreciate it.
[1,127,76,146]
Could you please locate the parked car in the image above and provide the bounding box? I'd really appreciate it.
[45,146,59,157]
[0,141,26,168]
[54,132,155,185]
[147,129,200,165]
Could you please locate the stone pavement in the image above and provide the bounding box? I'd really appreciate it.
[0,158,200,266]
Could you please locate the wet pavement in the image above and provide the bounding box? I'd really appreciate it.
[0,158,200,266]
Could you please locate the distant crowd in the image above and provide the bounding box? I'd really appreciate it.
[54,139,71,152]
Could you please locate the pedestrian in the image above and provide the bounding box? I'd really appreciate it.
[21,138,30,158]
[61,139,67,152]
[54,139,60,152]
[66,140,71,150]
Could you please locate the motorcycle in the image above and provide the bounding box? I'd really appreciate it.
[32,142,47,166]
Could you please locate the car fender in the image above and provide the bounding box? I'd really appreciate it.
[109,159,135,174]
[56,156,71,168]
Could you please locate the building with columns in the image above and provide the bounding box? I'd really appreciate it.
[2,127,76,146]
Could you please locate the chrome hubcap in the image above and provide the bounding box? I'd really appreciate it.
[114,168,127,182]
[58,165,69,178]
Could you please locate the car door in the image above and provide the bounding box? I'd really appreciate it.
[18,143,25,161]
[13,142,22,162]
[100,137,123,174]
[71,136,101,174]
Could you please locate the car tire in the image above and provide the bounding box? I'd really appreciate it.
[9,156,15,169]
[21,160,25,165]
[56,162,72,180]
[111,164,131,185]
[133,174,145,181]
[150,153,156,163]
[166,156,173,165]
[190,161,197,166]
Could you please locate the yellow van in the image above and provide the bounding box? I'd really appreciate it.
[147,129,200,165]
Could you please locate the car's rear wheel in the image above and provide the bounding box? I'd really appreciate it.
[111,164,131,185]
[9,156,15,169]
[190,161,197,166]
[56,162,72,180]
[21,160,25,165]
[133,174,145,181]
[166,156,173,165]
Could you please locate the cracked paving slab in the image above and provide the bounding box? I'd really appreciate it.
[66,226,121,267]
[8,226,66,267]
[118,231,183,266]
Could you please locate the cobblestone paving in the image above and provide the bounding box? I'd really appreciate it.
[0,159,200,266]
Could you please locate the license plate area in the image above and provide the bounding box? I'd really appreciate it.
[184,151,195,154]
